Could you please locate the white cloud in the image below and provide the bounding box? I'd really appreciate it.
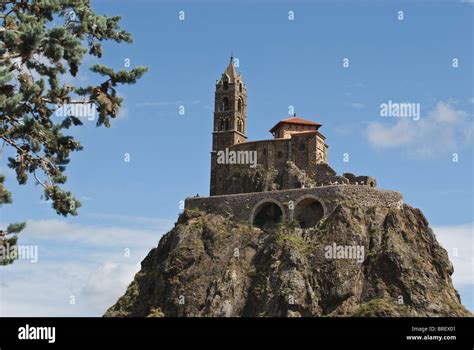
[23,218,171,248]
[81,261,142,312]
[0,258,142,316]
[366,119,417,148]
[0,218,173,316]
[366,101,474,156]
[85,212,175,231]
[433,223,474,287]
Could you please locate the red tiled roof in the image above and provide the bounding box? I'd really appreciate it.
[269,117,322,133]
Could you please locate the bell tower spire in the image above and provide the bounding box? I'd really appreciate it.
[210,57,247,195]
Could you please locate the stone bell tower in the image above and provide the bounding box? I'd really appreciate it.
[210,57,247,196]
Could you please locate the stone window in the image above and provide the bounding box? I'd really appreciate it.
[221,97,229,111]
[223,79,228,90]
[239,83,243,92]
[218,118,228,131]
[237,119,243,133]
[237,98,243,112]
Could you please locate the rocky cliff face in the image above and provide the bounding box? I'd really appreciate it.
[104,202,470,317]
[219,163,376,195]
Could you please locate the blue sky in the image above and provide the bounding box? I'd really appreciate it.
[1,0,473,316]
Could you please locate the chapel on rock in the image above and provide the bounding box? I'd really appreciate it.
[210,57,376,197]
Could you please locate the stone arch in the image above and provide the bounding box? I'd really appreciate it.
[221,97,229,111]
[237,98,243,112]
[237,118,243,133]
[250,198,286,229]
[293,195,326,228]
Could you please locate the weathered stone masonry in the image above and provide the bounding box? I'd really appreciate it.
[209,58,376,197]
[196,58,389,228]
[185,185,403,225]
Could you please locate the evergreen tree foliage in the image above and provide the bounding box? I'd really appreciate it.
[0,0,147,257]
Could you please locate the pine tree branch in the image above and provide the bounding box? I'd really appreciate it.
[33,169,47,188]
[0,0,147,220]
[0,134,58,176]
[41,97,94,105]
[0,135,25,155]
[0,53,21,60]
